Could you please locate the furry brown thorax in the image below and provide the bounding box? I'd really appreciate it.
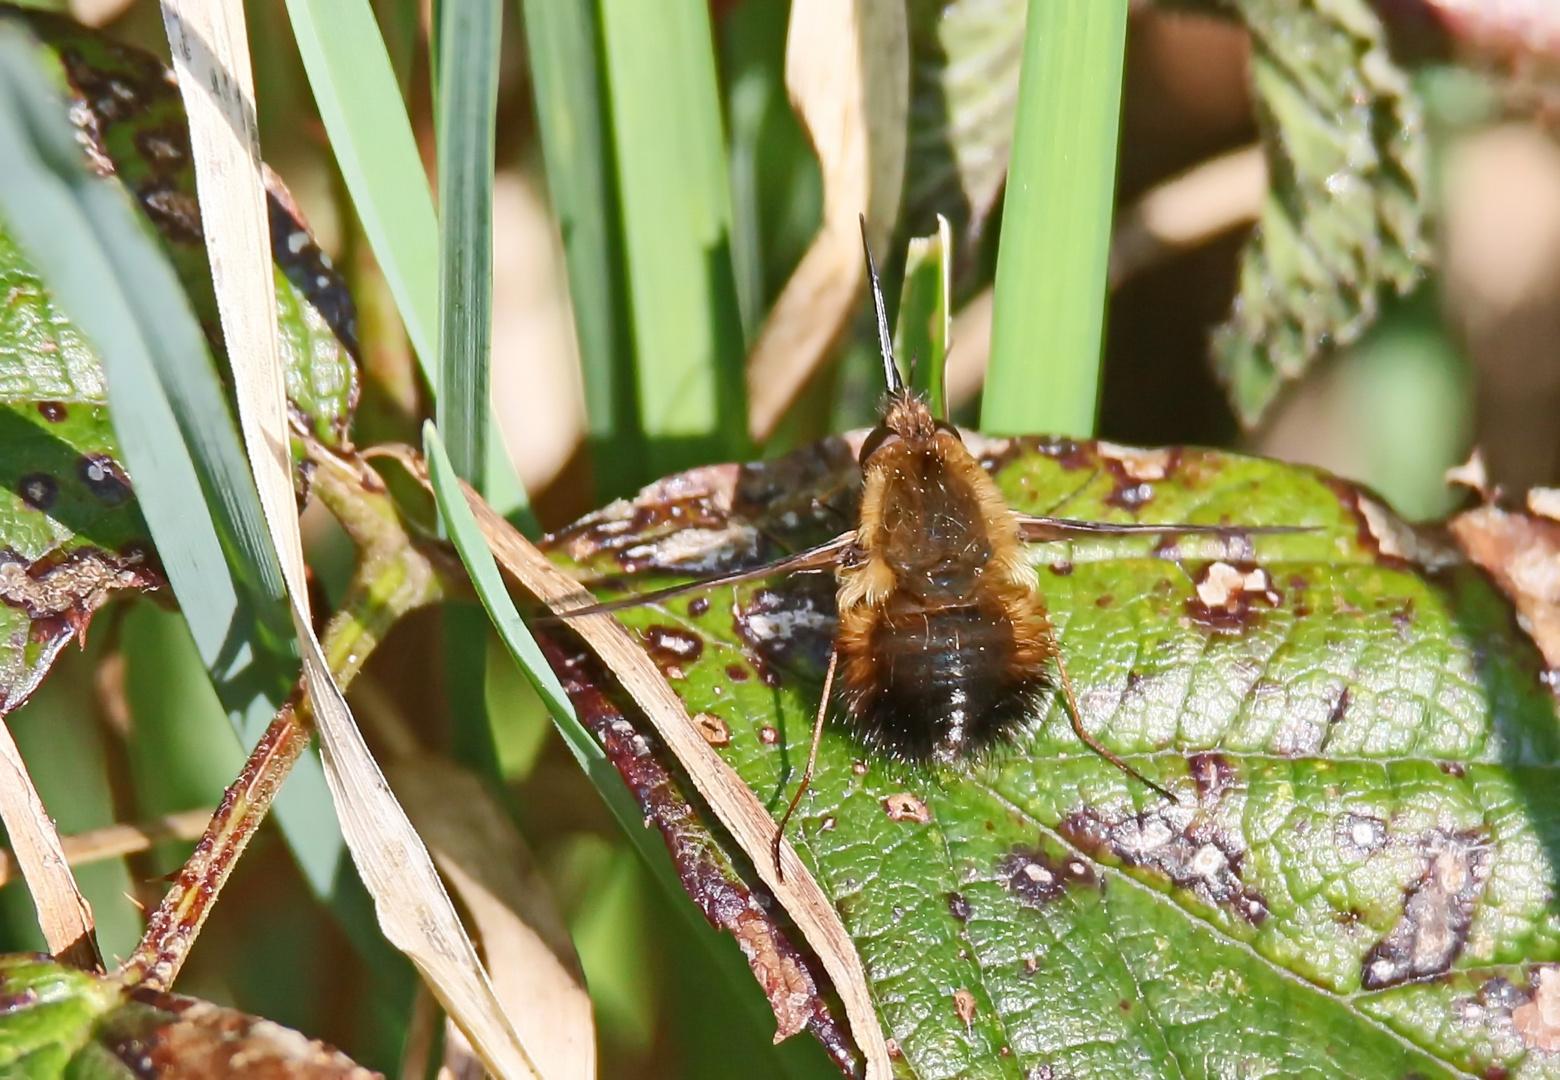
[834,390,1054,762]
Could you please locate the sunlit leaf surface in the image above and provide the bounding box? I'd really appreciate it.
[0,953,374,1077]
[546,433,1560,1079]
[0,9,358,715]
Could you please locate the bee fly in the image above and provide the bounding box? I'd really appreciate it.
[564,217,1304,875]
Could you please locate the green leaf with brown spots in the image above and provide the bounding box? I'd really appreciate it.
[544,434,1560,1079]
[0,953,374,1077]
[0,6,359,716]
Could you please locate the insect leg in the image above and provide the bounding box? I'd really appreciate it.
[1053,650,1179,804]
[772,647,840,880]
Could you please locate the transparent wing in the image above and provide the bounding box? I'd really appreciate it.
[544,532,854,620]
[1017,515,1314,542]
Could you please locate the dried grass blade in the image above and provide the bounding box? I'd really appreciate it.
[0,809,212,889]
[450,475,895,1080]
[745,0,908,442]
[354,677,595,1080]
[157,2,538,1076]
[0,721,99,970]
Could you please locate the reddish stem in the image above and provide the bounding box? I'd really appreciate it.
[119,702,312,989]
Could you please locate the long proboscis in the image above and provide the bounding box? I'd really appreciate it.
[859,214,902,395]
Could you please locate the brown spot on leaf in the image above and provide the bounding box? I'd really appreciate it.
[1515,967,1560,1052]
[688,596,710,617]
[758,726,779,745]
[1185,561,1282,633]
[1059,803,1268,923]
[851,760,869,775]
[883,792,931,824]
[133,125,190,173]
[1099,443,1175,483]
[1323,476,1444,570]
[1095,594,1113,609]
[1031,437,1095,472]
[0,546,159,624]
[730,908,818,1042]
[1361,829,1491,989]
[78,454,132,506]
[17,474,56,512]
[137,182,204,245]
[1000,847,1100,906]
[1105,481,1153,512]
[549,463,745,569]
[946,892,971,922]
[644,624,704,663]
[1187,752,1236,803]
[693,713,730,747]
[724,663,750,682]
[953,988,977,1027]
[735,580,837,682]
[1049,560,1073,577]
[36,402,66,423]
[1099,444,1176,512]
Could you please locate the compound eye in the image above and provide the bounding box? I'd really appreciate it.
[858,425,896,465]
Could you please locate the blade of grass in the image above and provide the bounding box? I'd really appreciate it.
[433,0,498,486]
[433,0,508,787]
[0,19,351,900]
[424,423,670,864]
[981,0,1129,437]
[518,0,640,500]
[373,0,420,102]
[158,4,538,1073]
[598,0,748,475]
[281,0,439,371]
[284,0,536,524]
[897,213,952,419]
[425,428,836,1075]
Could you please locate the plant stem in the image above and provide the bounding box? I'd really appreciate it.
[121,441,450,989]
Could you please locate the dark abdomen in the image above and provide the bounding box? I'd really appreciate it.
[842,599,1050,763]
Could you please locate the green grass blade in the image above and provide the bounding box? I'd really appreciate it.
[518,0,640,500]
[434,0,505,788]
[897,213,953,420]
[0,24,348,894]
[981,0,1129,437]
[423,422,668,863]
[281,0,440,376]
[286,0,536,521]
[598,0,747,475]
[433,0,500,486]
